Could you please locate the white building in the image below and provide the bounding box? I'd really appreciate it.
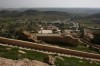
[38,30,53,34]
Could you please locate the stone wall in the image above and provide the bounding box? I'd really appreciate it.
[0,37,100,60]
[37,34,81,46]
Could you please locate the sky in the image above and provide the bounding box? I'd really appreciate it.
[0,0,100,8]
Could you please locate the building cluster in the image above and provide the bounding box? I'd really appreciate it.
[19,19,100,45]
[37,21,81,39]
[20,20,100,46]
[38,24,61,34]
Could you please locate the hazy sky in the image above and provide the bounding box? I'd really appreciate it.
[0,0,100,8]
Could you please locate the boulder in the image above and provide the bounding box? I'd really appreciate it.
[44,55,55,65]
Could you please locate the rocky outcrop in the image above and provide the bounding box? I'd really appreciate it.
[44,55,55,65]
[0,57,49,66]
[21,31,38,42]
[83,29,94,41]
[44,55,64,65]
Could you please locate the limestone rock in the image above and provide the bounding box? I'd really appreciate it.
[44,55,55,65]
[54,56,64,61]
[0,57,49,66]
[18,50,26,54]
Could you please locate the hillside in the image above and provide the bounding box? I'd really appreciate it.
[0,45,100,66]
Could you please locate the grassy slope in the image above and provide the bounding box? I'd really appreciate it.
[0,45,100,66]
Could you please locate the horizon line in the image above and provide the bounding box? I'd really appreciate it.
[0,7,100,9]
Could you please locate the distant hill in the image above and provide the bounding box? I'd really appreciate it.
[0,9,74,18]
[89,13,100,18]
[0,9,75,21]
[0,8,100,14]
[86,13,100,24]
